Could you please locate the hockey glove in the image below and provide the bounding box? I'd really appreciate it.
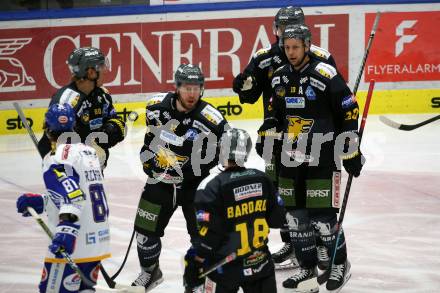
[342,150,365,177]
[232,73,247,93]
[232,73,255,93]
[255,117,281,158]
[49,221,80,257]
[16,193,45,216]
[100,118,126,148]
[183,248,205,289]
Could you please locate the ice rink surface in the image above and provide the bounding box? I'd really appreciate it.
[0,114,439,293]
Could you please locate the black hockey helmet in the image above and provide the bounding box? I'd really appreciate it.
[220,128,252,165]
[279,24,312,48]
[67,47,107,79]
[273,6,305,35]
[174,64,205,87]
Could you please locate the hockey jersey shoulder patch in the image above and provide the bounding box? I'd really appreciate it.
[201,104,224,126]
[314,62,337,79]
[59,88,81,108]
[146,93,167,107]
[310,44,331,60]
[253,46,271,58]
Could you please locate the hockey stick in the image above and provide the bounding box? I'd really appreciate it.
[13,102,40,151]
[198,252,237,279]
[14,103,143,292]
[110,229,136,280]
[318,80,376,286]
[26,207,97,289]
[27,207,142,292]
[315,10,380,286]
[379,115,440,131]
[352,12,380,96]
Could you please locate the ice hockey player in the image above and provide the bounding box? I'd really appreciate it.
[233,6,337,118]
[183,128,285,293]
[233,6,337,271]
[262,24,365,292]
[132,64,229,291]
[16,103,111,292]
[37,47,125,169]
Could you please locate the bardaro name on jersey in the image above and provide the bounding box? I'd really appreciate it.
[226,199,267,219]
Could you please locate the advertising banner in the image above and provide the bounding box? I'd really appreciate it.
[365,11,440,82]
[0,14,348,101]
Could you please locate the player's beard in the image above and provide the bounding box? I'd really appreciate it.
[178,96,198,112]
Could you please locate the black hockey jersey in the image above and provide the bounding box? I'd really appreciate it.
[37,82,123,157]
[140,92,229,185]
[236,42,337,118]
[193,166,284,262]
[270,59,359,167]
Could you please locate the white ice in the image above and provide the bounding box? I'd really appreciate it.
[0,114,439,292]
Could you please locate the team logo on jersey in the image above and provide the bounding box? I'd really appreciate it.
[282,75,289,84]
[154,145,188,170]
[285,97,305,108]
[275,86,286,98]
[286,116,314,143]
[305,86,317,101]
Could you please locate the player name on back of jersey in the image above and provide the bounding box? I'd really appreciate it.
[84,169,103,182]
[227,199,267,219]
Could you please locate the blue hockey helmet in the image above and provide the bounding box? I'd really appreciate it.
[45,103,75,132]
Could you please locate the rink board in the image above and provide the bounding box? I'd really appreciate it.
[1,88,439,135]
